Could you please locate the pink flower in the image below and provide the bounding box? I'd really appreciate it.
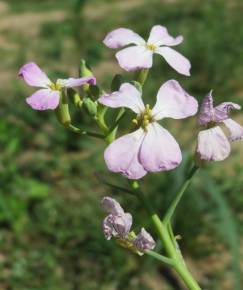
[133,228,156,252]
[18,62,96,110]
[103,25,191,76]
[101,197,132,240]
[197,91,243,161]
[99,81,198,179]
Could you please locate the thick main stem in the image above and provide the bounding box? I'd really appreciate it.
[133,181,201,290]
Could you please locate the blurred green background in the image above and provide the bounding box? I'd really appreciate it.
[0,0,242,289]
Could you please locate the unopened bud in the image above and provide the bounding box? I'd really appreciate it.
[55,93,71,127]
[83,97,97,117]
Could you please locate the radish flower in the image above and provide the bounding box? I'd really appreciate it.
[197,91,243,161]
[99,81,198,179]
[103,25,191,76]
[18,62,96,110]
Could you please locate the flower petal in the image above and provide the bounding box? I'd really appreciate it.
[223,118,243,141]
[103,28,145,49]
[213,102,241,122]
[152,80,198,120]
[116,46,153,72]
[198,91,214,125]
[104,128,147,180]
[57,76,96,88]
[155,47,191,76]
[18,62,51,88]
[26,89,60,110]
[98,83,145,114]
[139,123,182,172]
[197,126,231,161]
[101,197,124,215]
[147,25,183,46]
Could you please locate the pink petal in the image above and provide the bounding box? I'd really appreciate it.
[139,123,182,172]
[197,126,231,161]
[98,83,145,114]
[116,46,153,72]
[147,25,183,46]
[57,76,96,88]
[198,91,214,125]
[104,128,147,180]
[103,28,145,49]
[26,89,60,110]
[152,80,198,120]
[18,62,51,88]
[213,102,241,122]
[223,118,243,141]
[155,47,191,76]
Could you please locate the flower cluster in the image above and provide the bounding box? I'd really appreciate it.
[101,197,155,254]
[19,25,243,177]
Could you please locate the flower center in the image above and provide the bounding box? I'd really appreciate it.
[146,43,157,52]
[132,104,154,132]
[49,82,62,91]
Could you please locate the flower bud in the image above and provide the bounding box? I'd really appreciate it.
[55,93,71,127]
[83,98,97,117]
[133,228,156,252]
[79,59,93,92]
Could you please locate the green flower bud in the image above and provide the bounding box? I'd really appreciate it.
[111,74,123,91]
[55,93,71,127]
[83,97,97,117]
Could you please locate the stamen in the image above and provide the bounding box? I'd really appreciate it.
[131,104,154,131]
[146,43,157,52]
[49,82,62,91]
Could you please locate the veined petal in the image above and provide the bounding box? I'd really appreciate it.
[155,47,191,76]
[139,123,182,172]
[103,28,145,49]
[26,89,60,110]
[104,128,147,180]
[197,126,231,161]
[147,25,183,46]
[116,46,153,72]
[152,80,198,120]
[223,118,243,141]
[198,91,214,125]
[101,197,124,215]
[213,102,241,122]
[98,83,145,114]
[18,62,51,88]
[57,76,96,88]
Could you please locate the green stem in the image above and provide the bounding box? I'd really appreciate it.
[67,124,104,139]
[133,182,201,290]
[146,250,174,266]
[134,68,149,86]
[163,164,198,224]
